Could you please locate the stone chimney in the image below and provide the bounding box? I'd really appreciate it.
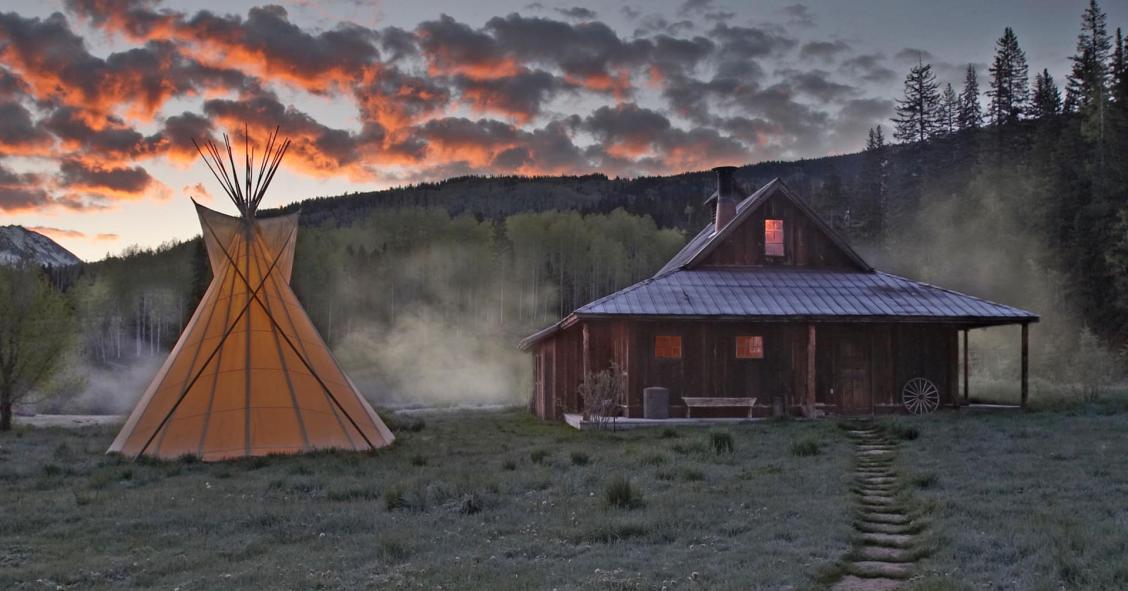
[711,166,738,234]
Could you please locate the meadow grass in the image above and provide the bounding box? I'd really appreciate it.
[892,403,1128,591]
[0,409,850,590]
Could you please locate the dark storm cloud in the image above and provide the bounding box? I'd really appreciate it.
[782,3,815,27]
[41,108,145,159]
[58,159,154,196]
[417,14,511,78]
[0,102,52,154]
[454,69,572,121]
[0,162,53,212]
[634,15,695,37]
[842,53,897,84]
[776,69,858,102]
[800,40,850,61]
[144,111,215,162]
[554,7,597,20]
[678,0,716,17]
[710,22,797,79]
[895,47,935,63]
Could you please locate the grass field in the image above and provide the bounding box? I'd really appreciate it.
[2,405,1126,590]
[0,411,851,590]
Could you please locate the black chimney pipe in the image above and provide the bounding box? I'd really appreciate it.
[712,166,738,233]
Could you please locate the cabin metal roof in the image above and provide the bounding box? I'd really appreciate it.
[576,267,1038,320]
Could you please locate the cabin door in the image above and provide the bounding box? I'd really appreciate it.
[835,334,872,414]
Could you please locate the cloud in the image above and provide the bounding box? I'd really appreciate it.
[678,0,715,17]
[554,7,597,20]
[182,182,211,202]
[800,40,850,61]
[842,53,897,84]
[782,3,815,27]
[27,225,85,240]
[0,163,53,212]
[455,69,572,122]
[0,102,53,155]
[58,159,157,200]
[776,68,858,102]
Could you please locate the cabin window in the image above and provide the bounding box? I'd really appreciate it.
[735,336,764,359]
[765,219,785,257]
[654,335,682,359]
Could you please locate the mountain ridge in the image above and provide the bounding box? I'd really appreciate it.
[0,225,83,267]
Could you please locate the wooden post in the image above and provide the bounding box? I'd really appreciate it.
[806,324,816,412]
[1020,322,1029,408]
[963,329,970,403]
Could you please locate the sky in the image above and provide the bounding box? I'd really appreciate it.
[0,0,1123,261]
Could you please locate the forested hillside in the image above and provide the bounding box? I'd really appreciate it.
[42,0,1128,409]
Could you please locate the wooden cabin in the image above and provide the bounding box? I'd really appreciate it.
[520,168,1038,419]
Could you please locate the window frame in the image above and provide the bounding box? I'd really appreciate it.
[735,335,764,359]
[764,218,785,257]
[654,335,682,359]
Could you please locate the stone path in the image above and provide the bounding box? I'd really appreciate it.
[827,425,926,591]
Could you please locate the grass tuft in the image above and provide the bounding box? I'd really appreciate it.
[604,476,644,509]
[383,485,408,511]
[410,454,428,467]
[529,449,549,464]
[659,427,679,439]
[790,437,821,457]
[570,451,590,466]
[501,459,517,471]
[710,432,735,455]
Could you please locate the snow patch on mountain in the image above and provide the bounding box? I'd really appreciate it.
[0,225,83,267]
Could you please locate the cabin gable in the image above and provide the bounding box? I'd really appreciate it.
[684,180,870,272]
[698,191,860,269]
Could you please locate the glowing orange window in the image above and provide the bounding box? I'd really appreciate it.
[736,336,764,359]
[654,336,682,359]
[765,219,785,257]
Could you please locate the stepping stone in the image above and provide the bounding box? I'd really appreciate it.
[855,521,917,535]
[859,495,897,505]
[857,444,894,451]
[828,575,904,591]
[858,485,899,495]
[859,512,911,525]
[847,560,913,579]
[857,476,897,485]
[857,532,915,548]
[854,545,916,563]
[859,449,894,456]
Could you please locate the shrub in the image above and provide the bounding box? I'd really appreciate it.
[640,453,667,466]
[501,459,517,471]
[604,476,643,509]
[383,413,426,433]
[384,485,408,511]
[660,428,679,439]
[410,454,428,467]
[459,493,483,515]
[790,438,821,457]
[888,424,919,441]
[570,451,590,466]
[679,467,706,482]
[578,363,626,429]
[530,449,550,464]
[910,473,939,489]
[710,432,735,455]
[376,539,410,562]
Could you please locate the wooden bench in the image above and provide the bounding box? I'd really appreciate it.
[682,397,759,418]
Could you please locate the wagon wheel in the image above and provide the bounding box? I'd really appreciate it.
[902,377,940,414]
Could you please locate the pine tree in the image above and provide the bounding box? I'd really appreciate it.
[893,59,941,143]
[1113,28,1127,104]
[958,64,983,129]
[1065,0,1111,112]
[860,125,889,243]
[987,27,1030,125]
[940,83,959,133]
[1030,69,1062,119]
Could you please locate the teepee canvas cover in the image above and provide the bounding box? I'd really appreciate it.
[109,130,394,460]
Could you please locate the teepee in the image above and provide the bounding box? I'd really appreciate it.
[109,128,394,460]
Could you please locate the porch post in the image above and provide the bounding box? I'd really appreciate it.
[581,323,591,415]
[1020,322,1029,408]
[963,329,969,403]
[806,324,816,411]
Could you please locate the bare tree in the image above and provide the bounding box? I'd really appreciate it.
[0,264,74,430]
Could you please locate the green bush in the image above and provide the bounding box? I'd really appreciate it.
[384,485,408,511]
[888,424,919,441]
[640,453,667,466]
[502,459,517,471]
[604,476,643,509]
[530,449,549,464]
[410,454,428,467]
[910,473,939,489]
[710,432,735,455]
[790,438,821,457]
[570,451,590,466]
[660,428,679,439]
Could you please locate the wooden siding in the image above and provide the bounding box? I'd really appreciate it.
[530,320,961,419]
[699,192,857,269]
